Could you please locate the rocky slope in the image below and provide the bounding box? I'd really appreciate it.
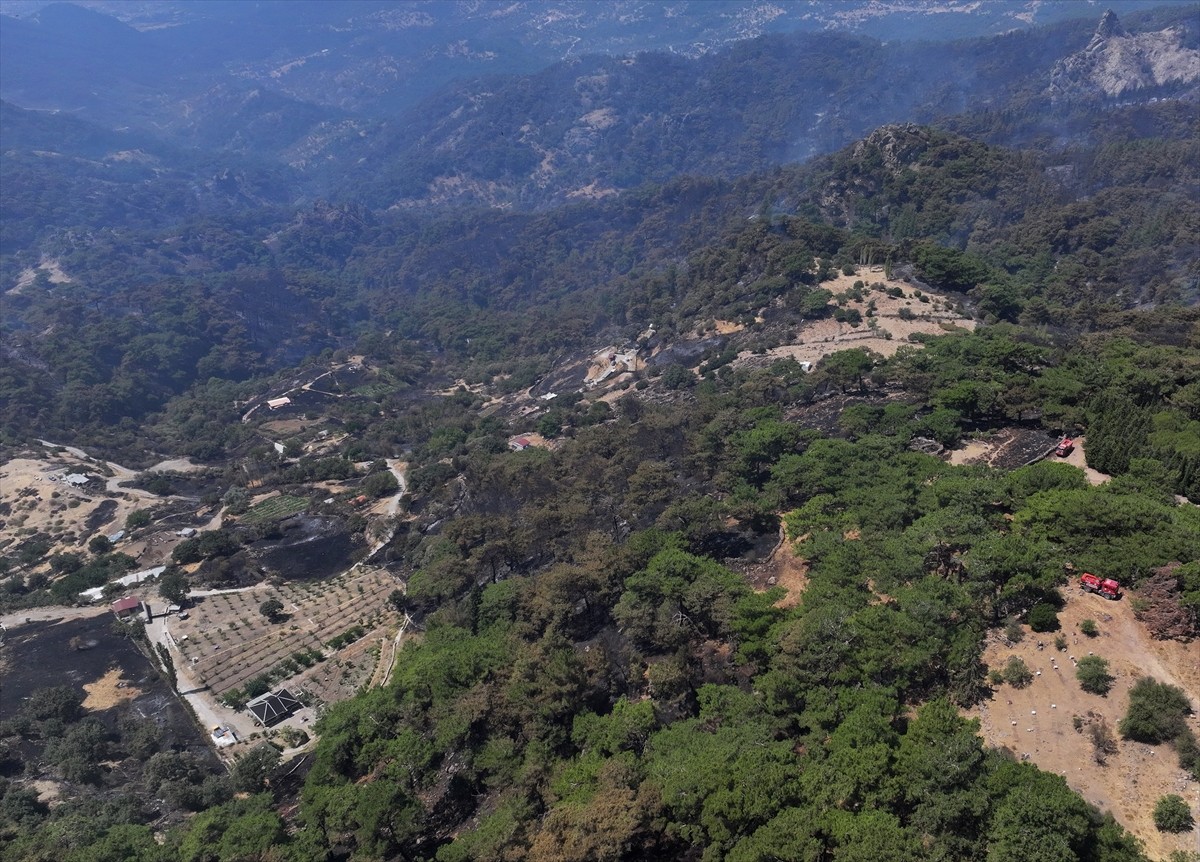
[1047,10,1200,102]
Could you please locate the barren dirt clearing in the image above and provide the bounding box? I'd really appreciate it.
[0,604,109,630]
[1,456,140,551]
[737,268,975,368]
[82,666,142,710]
[948,440,992,466]
[967,586,1199,858]
[740,525,811,610]
[946,428,1059,470]
[1060,435,1113,486]
[146,458,205,474]
[11,258,72,294]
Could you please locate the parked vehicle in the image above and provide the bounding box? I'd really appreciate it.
[1080,572,1120,599]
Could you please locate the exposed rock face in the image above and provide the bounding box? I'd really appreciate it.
[1046,11,1200,103]
[848,124,934,175]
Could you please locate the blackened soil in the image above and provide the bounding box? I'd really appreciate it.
[84,499,119,531]
[0,614,215,762]
[784,391,910,436]
[250,515,366,581]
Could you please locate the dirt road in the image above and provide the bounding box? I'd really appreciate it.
[364,460,408,560]
[1058,436,1112,487]
[0,604,109,631]
[145,612,258,743]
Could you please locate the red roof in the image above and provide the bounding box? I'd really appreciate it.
[111,596,140,613]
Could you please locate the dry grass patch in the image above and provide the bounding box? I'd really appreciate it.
[82,667,142,710]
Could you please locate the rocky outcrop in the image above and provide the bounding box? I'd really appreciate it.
[1046,11,1200,103]
[848,124,935,175]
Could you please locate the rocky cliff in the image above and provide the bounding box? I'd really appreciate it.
[1046,10,1200,103]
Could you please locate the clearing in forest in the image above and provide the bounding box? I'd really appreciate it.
[737,267,975,369]
[967,585,1200,859]
[743,526,810,608]
[82,666,142,710]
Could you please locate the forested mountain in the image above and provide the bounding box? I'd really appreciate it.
[1,4,1199,862]
[2,2,1196,220]
[4,0,1183,122]
[339,7,1200,209]
[5,107,1197,453]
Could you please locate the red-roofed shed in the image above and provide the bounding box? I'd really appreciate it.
[111,596,141,618]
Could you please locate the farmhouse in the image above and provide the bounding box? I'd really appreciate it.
[246,689,303,727]
[266,397,292,410]
[111,596,141,619]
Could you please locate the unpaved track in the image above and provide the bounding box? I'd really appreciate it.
[1059,436,1112,486]
[0,604,108,631]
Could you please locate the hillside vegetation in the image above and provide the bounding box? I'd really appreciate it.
[1,6,1198,862]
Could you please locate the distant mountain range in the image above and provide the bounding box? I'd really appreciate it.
[2,2,1196,230]
[3,2,1195,122]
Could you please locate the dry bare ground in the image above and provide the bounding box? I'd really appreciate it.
[947,440,993,466]
[744,526,810,608]
[0,443,210,567]
[82,666,142,710]
[0,455,147,554]
[9,258,73,295]
[948,432,1112,479]
[967,586,1200,858]
[737,268,975,368]
[1058,435,1115,487]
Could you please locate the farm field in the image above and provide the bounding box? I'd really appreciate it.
[242,494,310,524]
[167,568,401,699]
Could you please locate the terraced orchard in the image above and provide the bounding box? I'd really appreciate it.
[170,570,400,698]
[242,494,310,524]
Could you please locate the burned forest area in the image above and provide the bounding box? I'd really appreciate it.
[1,2,1199,861]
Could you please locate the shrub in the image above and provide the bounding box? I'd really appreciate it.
[1027,603,1060,633]
[1152,795,1194,832]
[232,743,281,793]
[222,488,250,516]
[363,470,399,498]
[1119,678,1192,744]
[661,364,695,391]
[220,690,248,710]
[1080,619,1099,637]
[244,675,271,699]
[1002,656,1033,688]
[1175,728,1200,782]
[1075,656,1114,695]
[1087,718,1118,764]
